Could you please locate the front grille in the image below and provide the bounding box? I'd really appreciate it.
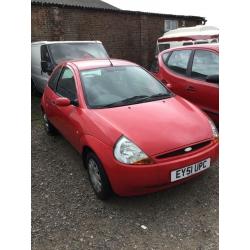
[156,140,211,159]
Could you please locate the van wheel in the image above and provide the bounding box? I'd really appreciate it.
[31,79,42,97]
[43,113,56,135]
[31,80,40,96]
[85,151,112,200]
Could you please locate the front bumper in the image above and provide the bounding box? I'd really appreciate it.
[100,140,219,196]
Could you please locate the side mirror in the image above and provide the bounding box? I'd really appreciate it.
[55,97,71,107]
[70,99,79,107]
[206,74,219,84]
[41,61,54,75]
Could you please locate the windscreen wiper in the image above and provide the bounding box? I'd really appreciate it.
[97,93,172,109]
[146,92,173,100]
[101,95,150,108]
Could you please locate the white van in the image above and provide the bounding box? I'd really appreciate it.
[156,25,219,55]
[31,41,109,94]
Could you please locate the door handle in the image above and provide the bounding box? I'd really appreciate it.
[186,86,196,92]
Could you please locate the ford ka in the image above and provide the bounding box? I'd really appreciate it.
[41,59,219,199]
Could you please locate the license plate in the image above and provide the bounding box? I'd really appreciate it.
[171,158,211,182]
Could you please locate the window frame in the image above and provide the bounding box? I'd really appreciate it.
[55,66,78,103]
[162,52,171,67]
[47,65,62,92]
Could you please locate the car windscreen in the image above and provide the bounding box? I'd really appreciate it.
[80,66,172,109]
[48,43,109,64]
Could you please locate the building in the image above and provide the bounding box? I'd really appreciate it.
[31,0,206,68]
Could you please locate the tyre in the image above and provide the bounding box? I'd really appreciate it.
[42,113,56,135]
[85,151,112,200]
[31,80,40,96]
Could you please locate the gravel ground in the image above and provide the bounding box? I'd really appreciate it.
[31,95,219,250]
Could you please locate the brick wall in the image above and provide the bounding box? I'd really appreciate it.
[31,5,203,68]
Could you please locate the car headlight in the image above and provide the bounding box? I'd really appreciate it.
[208,119,219,139]
[114,136,153,165]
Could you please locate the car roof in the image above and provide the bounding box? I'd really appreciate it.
[160,25,219,39]
[31,41,102,45]
[68,59,138,71]
[161,43,219,54]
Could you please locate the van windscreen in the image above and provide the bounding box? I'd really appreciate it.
[48,43,109,64]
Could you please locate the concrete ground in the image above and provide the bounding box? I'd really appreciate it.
[32,95,219,250]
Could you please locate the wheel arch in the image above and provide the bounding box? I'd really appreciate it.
[82,145,95,168]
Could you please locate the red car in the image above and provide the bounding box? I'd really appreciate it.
[41,59,219,199]
[152,44,219,125]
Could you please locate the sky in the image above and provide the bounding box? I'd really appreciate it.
[104,0,220,27]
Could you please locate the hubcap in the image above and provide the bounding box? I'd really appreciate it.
[43,114,49,131]
[88,158,102,193]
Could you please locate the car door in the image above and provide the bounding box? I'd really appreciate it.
[185,49,219,123]
[160,49,192,100]
[53,67,83,150]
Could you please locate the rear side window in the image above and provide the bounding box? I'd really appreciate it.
[56,68,77,101]
[158,43,170,52]
[194,40,209,44]
[183,42,193,46]
[48,66,61,91]
[162,52,170,65]
[191,50,219,81]
[167,50,191,75]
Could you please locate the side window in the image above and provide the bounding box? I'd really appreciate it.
[56,68,77,101]
[183,42,193,46]
[48,66,61,91]
[41,45,51,62]
[167,50,191,75]
[162,52,170,66]
[158,43,170,52]
[191,50,219,81]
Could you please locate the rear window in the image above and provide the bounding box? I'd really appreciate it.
[48,43,109,64]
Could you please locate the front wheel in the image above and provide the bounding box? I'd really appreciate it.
[43,113,56,135]
[86,152,112,200]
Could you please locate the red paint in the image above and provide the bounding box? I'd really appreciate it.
[55,97,71,106]
[41,59,219,196]
[155,45,219,125]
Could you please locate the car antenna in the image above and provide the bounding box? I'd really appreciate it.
[108,57,114,67]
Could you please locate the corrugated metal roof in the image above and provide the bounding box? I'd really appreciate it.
[31,0,119,10]
[31,0,206,21]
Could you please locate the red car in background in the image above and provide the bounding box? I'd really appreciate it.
[152,44,219,126]
[41,59,219,199]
